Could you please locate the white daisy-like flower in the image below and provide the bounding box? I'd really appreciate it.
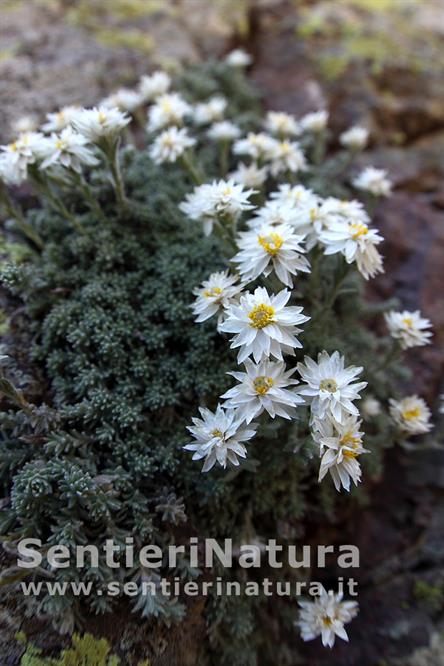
[233,132,278,161]
[0,132,48,184]
[231,161,268,188]
[102,88,142,113]
[339,126,369,150]
[192,271,242,324]
[149,126,195,164]
[267,140,307,177]
[179,179,256,236]
[225,48,253,67]
[219,286,310,363]
[265,194,340,250]
[39,127,99,173]
[138,71,171,103]
[71,106,130,142]
[361,395,381,418]
[11,114,39,134]
[297,586,359,648]
[319,218,384,279]
[184,404,256,472]
[221,359,304,423]
[384,310,432,350]
[207,121,241,142]
[353,166,392,197]
[41,106,80,133]
[264,111,301,137]
[300,110,328,133]
[270,183,317,208]
[248,200,300,229]
[297,351,367,423]
[232,224,310,287]
[193,96,227,125]
[146,93,192,133]
[313,414,368,491]
[389,395,432,435]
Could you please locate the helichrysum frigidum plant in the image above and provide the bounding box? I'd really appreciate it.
[0,48,435,663]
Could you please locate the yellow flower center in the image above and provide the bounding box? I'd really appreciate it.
[161,99,172,114]
[253,376,274,395]
[402,317,413,327]
[98,112,107,124]
[340,432,362,458]
[258,232,283,256]
[211,429,223,438]
[309,208,318,222]
[350,222,369,240]
[203,286,223,300]
[55,139,67,151]
[322,616,332,627]
[278,141,290,153]
[402,407,421,421]
[248,304,275,329]
[319,378,338,393]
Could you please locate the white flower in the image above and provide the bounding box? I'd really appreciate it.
[389,395,432,435]
[207,121,241,142]
[249,199,301,228]
[232,224,310,287]
[184,404,256,472]
[11,114,39,134]
[40,127,99,173]
[149,126,195,164]
[384,310,432,350]
[221,359,304,423]
[319,218,384,279]
[138,71,171,103]
[300,110,328,133]
[42,106,80,133]
[353,166,392,197]
[219,286,310,363]
[264,193,341,250]
[0,132,48,184]
[297,351,367,423]
[233,132,277,161]
[192,271,242,324]
[297,586,358,648]
[179,179,256,236]
[231,162,268,188]
[339,126,369,150]
[193,97,227,125]
[361,396,381,418]
[267,140,307,177]
[313,414,368,491]
[146,93,192,132]
[225,48,252,67]
[102,88,142,112]
[71,106,130,141]
[264,111,300,137]
[270,183,317,208]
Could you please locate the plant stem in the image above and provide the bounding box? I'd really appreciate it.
[105,138,128,212]
[180,151,203,185]
[0,181,44,249]
[72,172,106,221]
[31,172,85,234]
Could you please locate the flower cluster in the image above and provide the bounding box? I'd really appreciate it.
[165,52,435,501]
